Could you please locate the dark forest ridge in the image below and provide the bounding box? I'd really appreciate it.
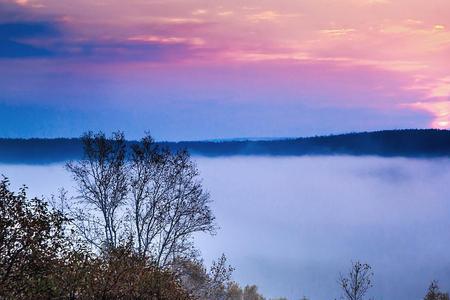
[1,129,450,164]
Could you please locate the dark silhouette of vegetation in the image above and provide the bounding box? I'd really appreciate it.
[65,132,216,267]
[224,283,266,300]
[338,261,373,300]
[0,177,68,298]
[0,177,191,299]
[173,254,234,300]
[2,129,450,164]
[424,281,449,300]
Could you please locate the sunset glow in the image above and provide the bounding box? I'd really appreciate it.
[409,101,450,129]
[0,0,449,138]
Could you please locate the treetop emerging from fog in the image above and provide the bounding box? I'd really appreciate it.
[65,131,216,266]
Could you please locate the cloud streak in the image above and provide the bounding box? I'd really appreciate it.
[0,18,60,57]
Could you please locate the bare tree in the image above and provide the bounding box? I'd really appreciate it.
[207,254,234,300]
[339,261,373,300]
[67,132,215,267]
[66,132,128,249]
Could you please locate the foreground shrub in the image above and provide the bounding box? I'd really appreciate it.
[0,178,191,300]
[0,177,67,298]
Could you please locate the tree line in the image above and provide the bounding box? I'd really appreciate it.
[2,129,450,164]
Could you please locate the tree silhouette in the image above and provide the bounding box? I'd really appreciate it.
[66,132,216,267]
[424,281,449,300]
[339,261,373,300]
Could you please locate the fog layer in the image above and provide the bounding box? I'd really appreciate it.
[2,156,450,300]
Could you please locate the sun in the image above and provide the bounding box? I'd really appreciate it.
[436,120,450,128]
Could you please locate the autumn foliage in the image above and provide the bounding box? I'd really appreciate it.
[0,178,191,300]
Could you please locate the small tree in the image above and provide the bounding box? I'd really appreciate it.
[209,254,235,299]
[243,285,265,300]
[339,261,373,300]
[226,282,243,300]
[424,281,450,300]
[173,254,234,300]
[225,284,266,300]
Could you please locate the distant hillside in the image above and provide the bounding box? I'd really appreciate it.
[1,129,450,164]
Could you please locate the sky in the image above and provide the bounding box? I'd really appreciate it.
[0,0,450,140]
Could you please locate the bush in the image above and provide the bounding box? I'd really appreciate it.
[0,178,191,300]
[424,281,449,300]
